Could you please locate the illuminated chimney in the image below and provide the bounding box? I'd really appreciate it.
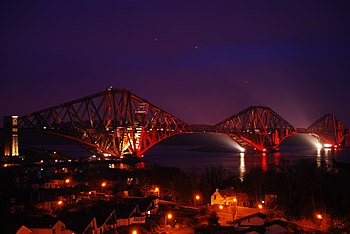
[3,116,19,156]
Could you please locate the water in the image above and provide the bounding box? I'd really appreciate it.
[143,133,350,177]
[17,130,350,177]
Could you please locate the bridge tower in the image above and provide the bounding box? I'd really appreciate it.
[18,88,190,157]
[215,106,295,152]
[3,116,20,157]
[307,114,346,147]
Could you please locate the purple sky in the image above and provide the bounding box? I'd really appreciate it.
[1,1,350,127]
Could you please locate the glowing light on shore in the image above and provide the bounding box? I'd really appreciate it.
[239,153,245,181]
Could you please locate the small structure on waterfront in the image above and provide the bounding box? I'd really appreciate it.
[211,188,249,207]
[3,116,19,157]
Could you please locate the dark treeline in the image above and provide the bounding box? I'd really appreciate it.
[134,159,350,226]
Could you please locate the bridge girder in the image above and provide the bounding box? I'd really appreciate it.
[307,114,346,146]
[18,88,190,157]
[215,106,295,152]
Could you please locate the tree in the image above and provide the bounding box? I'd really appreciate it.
[207,211,220,226]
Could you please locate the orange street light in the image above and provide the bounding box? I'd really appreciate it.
[233,197,237,203]
[195,194,200,207]
[317,214,323,220]
[57,200,63,206]
[65,178,70,184]
[101,182,106,187]
[219,205,223,210]
[154,186,160,197]
[132,230,137,234]
[165,213,173,226]
[258,204,263,209]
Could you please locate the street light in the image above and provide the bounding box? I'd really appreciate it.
[233,197,238,220]
[315,213,323,232]
[195,195,200,207]
[165,213,173,226]
[154,187,160,197]
[65,179,71,203]
[132,230,137,234]
[258,204,263,209]
[101,182,107,193]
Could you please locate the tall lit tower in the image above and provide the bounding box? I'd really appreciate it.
[3,116,19,156]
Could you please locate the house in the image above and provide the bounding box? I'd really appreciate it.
[237,219,288,234]
[89,204,118,233]
[16,226,32,234]
[42,179,69,189]
[35,199,62,213]
[264,220,288,234]
[211,188,249,206]
[62,212,98,234]
[124,196,159,216]
[2,221,32,234]
[263,194,277,206]
[29,220,65,234]
[22,217,66,234]
[231,212,267,230]
[115,203,146,227]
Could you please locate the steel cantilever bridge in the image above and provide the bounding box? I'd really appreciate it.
[18,88,347,157]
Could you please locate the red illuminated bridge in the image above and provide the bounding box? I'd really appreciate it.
[17,88,348,157]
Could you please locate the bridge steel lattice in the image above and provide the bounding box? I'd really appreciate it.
[307,114,346,147]
[18,88,190,157]
[215,106,296,152]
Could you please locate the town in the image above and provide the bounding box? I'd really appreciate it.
[1,144,350,233]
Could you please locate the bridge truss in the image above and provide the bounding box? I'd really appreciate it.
[18,88,190,157]
[307,114,346,147]
[215,106,295,152]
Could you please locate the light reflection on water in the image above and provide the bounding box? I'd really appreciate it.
[144,146,350,178]
[143,133,350,178]
[239,152,245,181]
[20,130,349,178]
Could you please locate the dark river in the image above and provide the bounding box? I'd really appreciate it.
[143,133,350,177]
[18,131,350,178]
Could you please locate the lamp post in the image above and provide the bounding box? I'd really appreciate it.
[154,187,160,197]
[195,195,200,207]
[233,197,238,220]
[65,178,70,203]
[316,213,323,232]
[165,213,172,227]
[101,182,106,194]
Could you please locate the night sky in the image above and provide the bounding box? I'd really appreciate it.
[1,1,350,127]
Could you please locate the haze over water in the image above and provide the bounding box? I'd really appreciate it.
[143,133,350,176]
[17,131,350,178]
